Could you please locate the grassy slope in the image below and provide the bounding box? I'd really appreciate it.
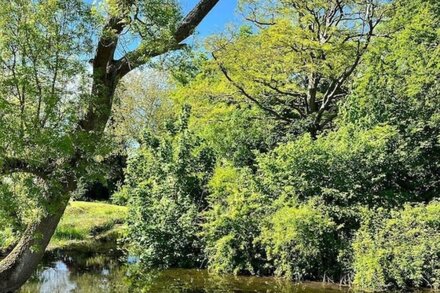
[48,201,128,252]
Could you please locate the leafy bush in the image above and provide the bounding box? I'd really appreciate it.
[202,164,268,275]
[257,125,404,209]
[202,125,403,279]
[259,199,338,281]
[125,106,215,268]
[353,202,440,291]
[129,187,202,268]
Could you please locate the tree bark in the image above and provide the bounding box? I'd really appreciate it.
[0,196,70,292]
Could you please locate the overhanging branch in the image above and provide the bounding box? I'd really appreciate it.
[174,0,220,43]
[116,0,220,77]
[0,158,50,180]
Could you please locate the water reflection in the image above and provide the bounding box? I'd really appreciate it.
[21,253,351,293]
[131,269,351,293]
[39,261,76,293]
[20,254,127,293]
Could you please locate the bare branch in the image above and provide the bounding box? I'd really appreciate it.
[175,0,220,43]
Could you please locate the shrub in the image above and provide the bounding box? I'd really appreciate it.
[257,125,402,209]
[353,202,440,291]
[125,106,215,268]
[129,186,202,268]
[259,199,338,281]
[202,164,268,275]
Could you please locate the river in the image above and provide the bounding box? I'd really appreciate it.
[20,252,351,293]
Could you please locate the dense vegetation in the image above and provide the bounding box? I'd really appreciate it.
[115,0,440,291]
[0,0,438,291]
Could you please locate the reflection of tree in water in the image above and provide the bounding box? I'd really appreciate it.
[39,261,76,293]
[23,256,350,292]
[127,268,318,293]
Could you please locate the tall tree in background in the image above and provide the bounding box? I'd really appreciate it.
[111,69,173,144]
[0,0,219,290]
[209,0,388,137]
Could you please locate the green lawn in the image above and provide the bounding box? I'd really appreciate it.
[48,201,128,252]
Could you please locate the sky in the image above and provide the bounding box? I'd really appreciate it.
[85,0,241,56]
[180,0,240,38]
[85,0,240,39]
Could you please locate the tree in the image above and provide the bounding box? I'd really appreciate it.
[111,69,173,144]
[82,69,173,202]
[0,0,219,291]
[206,0,388,138]
[341,0,440,201]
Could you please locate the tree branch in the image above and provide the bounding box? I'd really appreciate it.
[116,0,220,77]
[174,0,220,43]
[0,158,50,180]
[315,1,383,125]
[213,53,292,123]
[116,43,185,78]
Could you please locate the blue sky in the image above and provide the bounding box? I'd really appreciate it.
[85,1,240,57]
[180,0,240,38]
[86,1,240,38]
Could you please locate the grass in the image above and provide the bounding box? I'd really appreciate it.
[48,201,128,252]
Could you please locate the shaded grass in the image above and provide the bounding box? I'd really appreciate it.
[48,201,128,252]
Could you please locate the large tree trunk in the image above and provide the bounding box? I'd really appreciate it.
[0,196,70,292]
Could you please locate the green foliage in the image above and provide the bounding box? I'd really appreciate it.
[353,202,440,291]
[202,164,267,274]
[200,124,405,280]
[196,0,387,137]
[125,106,215,268]
[260,200,337,280]
[258,125,403,209]
[341,0,440,201]
[122,2,440,289]
[0,227,14,253]
[0,0,106,243]
[0,0,94,160]
[173,55,281,167]
[111,69,173,144]
[17,0,428,291]
[0,175,47,246]
[0,0,219,288]
[202,163,344,280]
[113,0,182,50]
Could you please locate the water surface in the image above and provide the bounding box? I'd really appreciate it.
[20,253,351,293]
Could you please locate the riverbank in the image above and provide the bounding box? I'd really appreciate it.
[1,201,128,258]
[48,201,128,253]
